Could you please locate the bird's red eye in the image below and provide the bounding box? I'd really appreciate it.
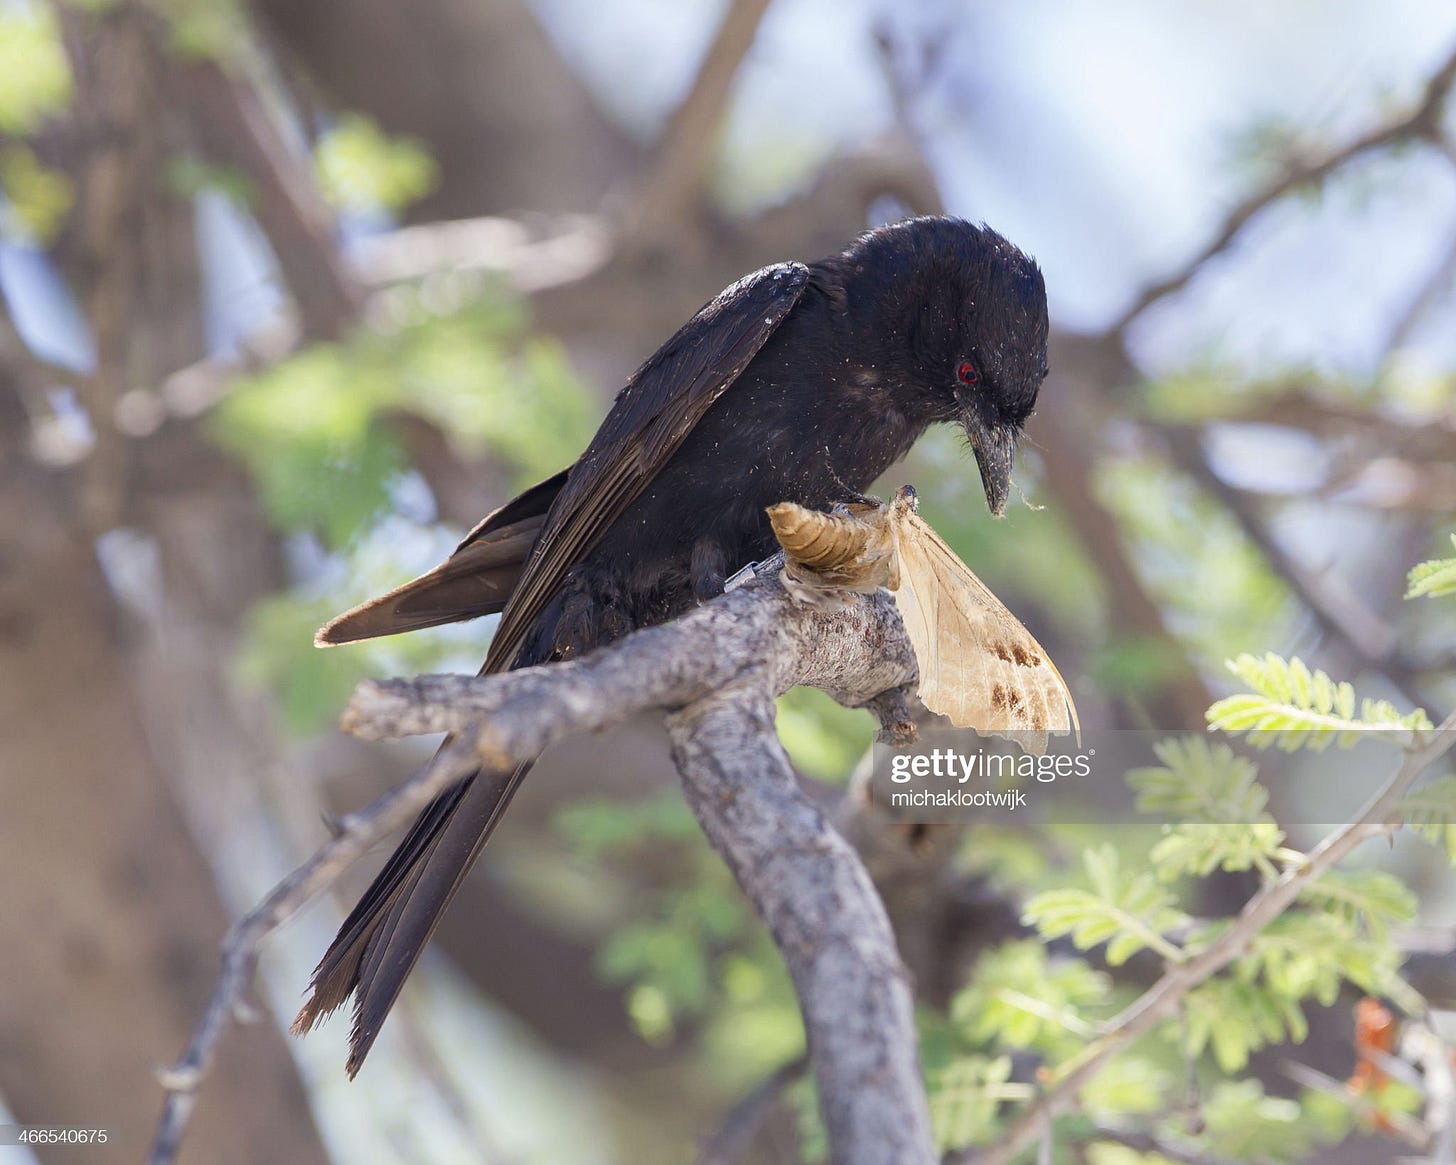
[957,360,979,386]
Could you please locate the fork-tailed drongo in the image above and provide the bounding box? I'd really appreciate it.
[294,216,1051,1074]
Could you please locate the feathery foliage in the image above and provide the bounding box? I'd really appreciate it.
[1206,653,1431,749]
[1406,535,1456,599]
[1023,845,1189,965]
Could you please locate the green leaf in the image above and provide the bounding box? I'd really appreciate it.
[554,794,701,858]
[156,0,250,60]
[1406,535,1456,598]
[1202,1080,1321,1164]
[1239,911,1399,1005]
[1225,117,1309,182]
[0,9,72,135]
[951,940,1109,1056]
[1085,1144,1180,1165]
[212,290,595,547]
[402,323,596,482]
[164,155,254,204]
[1150,822,1285,880]
[1296,868,1416,943]
[237,593,378,732]
[1128,736,1272,822]
[1400,774,1456,862]
[790,1074,829,1163]
[1183,979,1307,1073]
[955,824,1055,892]
[1088,636,1192,703]
[1024,845,1189,965]
[1094,455,1290,670]
[0,144,73,243]
[624,982,673,1045]
[1361,1076,1426,1125]
[927,1054,1013,1153]
[1078,1056,1172,1120]
[599,919,712,1016]
[774,687,875,781]
[315,114,438,213]
[1295,1088,1355,1145]
[1207,653,1431,750]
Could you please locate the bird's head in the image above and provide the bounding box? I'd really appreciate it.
[851,217,1050,516]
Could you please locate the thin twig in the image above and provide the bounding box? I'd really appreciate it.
[958,708,1456,1165]
[354,213,612,291]
[1383,225,1456,359]
[1216,389,1456,467]
[1160,425,1434,709]
[1090,1124,1233,1165]
[1283,1060,1431,1151]
[697,1056,808,1165]
[147,738,483,1165]
[1114,42,1456,331]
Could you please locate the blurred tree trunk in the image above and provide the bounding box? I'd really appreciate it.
[0,389,326,1164]
[252,0,641,219]
[0,7,327,1158]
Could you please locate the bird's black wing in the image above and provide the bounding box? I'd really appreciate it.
[485,261,810,671]
[314,469,569,645]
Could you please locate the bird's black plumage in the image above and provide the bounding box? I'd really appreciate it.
[296,216,1050,1073]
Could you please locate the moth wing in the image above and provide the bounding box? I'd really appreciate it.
[891,508,1078,752]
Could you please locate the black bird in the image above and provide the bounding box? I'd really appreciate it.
[294,216,1050,1072]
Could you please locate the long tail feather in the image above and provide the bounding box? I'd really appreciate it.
[292,762,533,1074]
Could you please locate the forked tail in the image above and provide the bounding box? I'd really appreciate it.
[292,760,533,1075]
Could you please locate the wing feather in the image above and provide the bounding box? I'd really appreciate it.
[485,262,811,671]
[315,468,569,645]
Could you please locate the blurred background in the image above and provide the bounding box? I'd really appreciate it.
[2,1,1455,1162]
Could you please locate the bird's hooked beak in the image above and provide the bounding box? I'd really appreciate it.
[964,417,1016,516]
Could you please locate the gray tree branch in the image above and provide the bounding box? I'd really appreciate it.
[1113,41,1456,331]
[628,0,775,235]
[151,567,937,1165]
[696,1056,808,1164]
[1160,424,1436,710]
